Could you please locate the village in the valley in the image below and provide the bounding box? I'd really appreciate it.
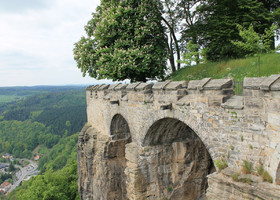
[0,153,39,195]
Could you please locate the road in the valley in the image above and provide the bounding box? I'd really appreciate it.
[7,159,39,194]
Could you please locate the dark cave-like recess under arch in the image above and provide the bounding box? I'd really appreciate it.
[142,117,215,200]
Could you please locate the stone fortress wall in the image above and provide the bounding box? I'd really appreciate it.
[78,74,280,200]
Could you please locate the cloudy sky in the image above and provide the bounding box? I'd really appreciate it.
[0,0,103,86]
[1,1,279,87]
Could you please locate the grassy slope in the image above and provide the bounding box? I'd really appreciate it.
[169,53,280,81]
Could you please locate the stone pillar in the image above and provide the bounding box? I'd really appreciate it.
[125,142,147,200]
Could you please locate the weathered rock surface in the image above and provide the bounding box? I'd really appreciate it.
[78,117,131,200]
[206,173,280,200]
[78,119,215,200]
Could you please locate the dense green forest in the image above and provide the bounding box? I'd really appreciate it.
[0,86,86,113]
[0,87,86,158]
[7,133,79,200]
[0,121,58,158]
[0,86,86,200]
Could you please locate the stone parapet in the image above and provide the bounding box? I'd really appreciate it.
[86,78,234,106]
[243,75,280,96]
[86,75,280,109]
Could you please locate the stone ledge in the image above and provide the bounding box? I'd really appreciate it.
[244,77,265,89]
[108,83,121,90]
[221,96,244,110]
[204,79,233,90]
[97,84,109,90]
[260,74,280,91]
[152,81,171,90]
[207,173,280,200]
[86,85,98,91]
[126,82,141,90]
[198,78,212,90]
[269,75,280,91]
[165,81,187,90]
[188,78,232,90]
[136,83,153,91]
[115,84,128,91]
[188,80,202,90]
[244,75,280,91]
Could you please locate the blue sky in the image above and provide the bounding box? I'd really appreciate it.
[0,0,104,86]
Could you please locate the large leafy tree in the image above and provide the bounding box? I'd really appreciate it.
[194,0,275,61]
[74,0,168,82]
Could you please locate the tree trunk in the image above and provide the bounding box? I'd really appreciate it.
[168,34,176,72]
[161,16,181,70]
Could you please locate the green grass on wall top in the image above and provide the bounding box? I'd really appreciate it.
[169,53,280,82]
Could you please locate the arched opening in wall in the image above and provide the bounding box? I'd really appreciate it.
[142,118,215,200]
[276,163,280,185]
[107,114,131,200]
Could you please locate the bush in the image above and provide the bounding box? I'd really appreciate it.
[241,160,253,174]
[256,164,264,175]
[230,173,240,181]
[262,171,273,183]
[257,164,272,183]
[167,185,173,192]
[214,158,228,171]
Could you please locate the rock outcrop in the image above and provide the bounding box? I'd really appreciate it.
[206,172,280,200]
[78,119,215,200]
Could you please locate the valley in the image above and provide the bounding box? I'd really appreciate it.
[0,86,87,200]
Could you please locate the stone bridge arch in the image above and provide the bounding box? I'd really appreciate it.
[141,115,218,162]
[137,117,215,199]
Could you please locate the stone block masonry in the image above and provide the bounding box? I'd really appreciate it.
[78,74,280,200]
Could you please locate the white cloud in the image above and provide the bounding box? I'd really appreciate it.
[0,0,101,86]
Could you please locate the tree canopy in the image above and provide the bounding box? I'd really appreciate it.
[232,24,277,56]
[194,0,276,61]
[74,0,280,77]
[74,0,168,82]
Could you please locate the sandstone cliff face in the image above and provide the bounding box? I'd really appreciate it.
[78,124,130,200]
[78,122,280,200]
[78,118,215,200]
[206,172,280,200]
[132,118,215,200]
